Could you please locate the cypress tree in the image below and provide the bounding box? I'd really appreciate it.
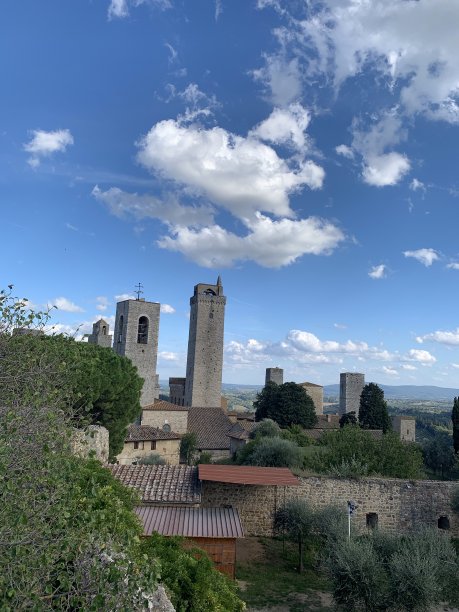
[452,397,459,454]
[359,382,391,433]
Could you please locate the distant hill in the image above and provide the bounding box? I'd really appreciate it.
[324,384,459,401]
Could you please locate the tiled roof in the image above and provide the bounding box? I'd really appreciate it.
[136,506,244,538]
[227,421,257,440]
[142,400,188,412]
[187,407,233,450]
[125,425,181,442]
[227,410,256,421]
[199,464,300,486]
[314,414,341,429]
[109,465,201,504]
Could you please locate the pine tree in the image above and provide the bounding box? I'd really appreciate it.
[359,383,391,433]
[452,397,459,454]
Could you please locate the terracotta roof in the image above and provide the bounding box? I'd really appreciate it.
[226,410,256,421]
[187,407,233,450]
[125,425,181,442]
[136,506,244,538]
[142,400,188,412]
[227,421,257,440]
[109,465,201,504]
[198,464,300,486]
[314,414,341,429]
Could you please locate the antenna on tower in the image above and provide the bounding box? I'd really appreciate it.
[134,282,144,301]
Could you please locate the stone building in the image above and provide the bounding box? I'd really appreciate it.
[339,372,365,416]
[86,318,112,348]
[265,367,283,385]
[113,297,160,406]
[141,399,189,434]
[392,415,416,442]
[187,406,233,460]
[184,276,226,408]
[299,381,324,415]
[117,424,180,465]
[169,377,186,406]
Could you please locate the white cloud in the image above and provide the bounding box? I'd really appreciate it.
[51,297,84,313]
[410,178,426,193]
[251,54,302,106]
[115,293,135,302]
[416,328,459,346]
[108,0,170,20]
[158,351,179,361]
[401,364,417,371]
[382,366,398,376]
[403,248,439,267]
[136,118,324,221]
[406,349,436,364]
[160,304,175,314]
[249,103,311,153]
[333,323,347,329]
[158,214,344,268]
[451,363,459,370]
[335,144,354,159]
[24,129,73,167]
[368,264,386,280]
[362,153,410,187]
[92,186,214,227]
[447,262,459,270]
[96,296,109,312]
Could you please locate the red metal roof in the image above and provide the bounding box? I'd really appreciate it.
[198,464,299,486]
[135,506,244,538]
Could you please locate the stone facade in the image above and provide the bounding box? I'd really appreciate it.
[392,415,416,442]
[184,277,226,408]
[141,406,189,434]
[202,476,458,538]
[113,298,160,406]
[300,382,324,415]
[87,318,112,348]
[265,367,283,385]
[169,377,186,406]
[339,372,365,416]
[117,438,180,465]
[71,425,110,463]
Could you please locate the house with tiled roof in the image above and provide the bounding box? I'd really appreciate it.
[141,399,189,434]
[227,420,258,456]
[187,406,233,460]
[117,424,181,465]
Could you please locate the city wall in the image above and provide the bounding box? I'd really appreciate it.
[202,476,458,537]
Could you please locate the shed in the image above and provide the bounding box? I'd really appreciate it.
[135,506,244,578]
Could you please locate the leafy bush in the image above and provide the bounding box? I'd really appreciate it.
[281,424,314,447]
[274,499,314,572]
[196,451,213,464]
[138,452,166,465]
[251,418,281,439]
[327,456,370,479]
[239,436,303,468]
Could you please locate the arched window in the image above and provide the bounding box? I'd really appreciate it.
[118,316,124,343]
[102,325,107,335]
[137,316,149,344]
[163,423,171,433]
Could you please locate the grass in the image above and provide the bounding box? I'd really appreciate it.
[236,537,332,611]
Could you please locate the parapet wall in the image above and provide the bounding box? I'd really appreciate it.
[202,476,458,537]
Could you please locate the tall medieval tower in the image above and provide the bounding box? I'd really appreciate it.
[113,296,160,407]
[184,276,226,408]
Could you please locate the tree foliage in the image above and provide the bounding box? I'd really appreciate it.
[359,383,391,432]
[305,426,424,479]
[339,411,357,428]
[254,381,317,428]
[452,396,459,454]
[274,499,314,573]
[237,436,303,468]
[180,432,198,465]
[422,438,456,477]
[251,418,281,439]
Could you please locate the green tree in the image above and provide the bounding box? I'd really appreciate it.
[251,418,281,439]
[180,432,197,465]
[359,382,391,432]
[452,396,459,454]
[339,411,357,428]
[254,381,317,429]
[422,438,456,478]
[274,499,314,573]
[237,436,302,468]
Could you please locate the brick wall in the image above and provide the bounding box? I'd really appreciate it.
[202,476,458,537]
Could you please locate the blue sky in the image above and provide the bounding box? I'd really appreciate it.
[3,0,459,387]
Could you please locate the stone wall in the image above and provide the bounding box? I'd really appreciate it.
[202,476,458,537]
[300,383,324,415]
[71,425,109,463]
[117,438,180,465]
[339,372,364,416]
[141,408,188,434]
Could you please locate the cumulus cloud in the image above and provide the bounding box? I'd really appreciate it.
[362,153,410,187]
[251,54,302,106]
[410,178,426,193]
[447,262,459,270]
[136,118,324,221]
[382,366,398,376]
[406,349,436,364]
[416,328,459,346]
[335,144,354,159]
[24,129,73,167]
[115,293,135,302]
[108,0,170,20]
[158,214,344,268]
[403,248,439,267]
[158,351,179,361]
[249,103,311,153]
[368,264,386,280]
[50,297,84,313]
[160,304,175,314]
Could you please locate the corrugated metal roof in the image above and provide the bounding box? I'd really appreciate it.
[135,506,244,538]
[198,464,300,486]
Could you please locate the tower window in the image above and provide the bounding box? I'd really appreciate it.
[137,316,149,344]
[102,326,107,335]
[118,315,124,343]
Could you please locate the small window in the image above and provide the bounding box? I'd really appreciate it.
[366,513,378,529]
[163,423,171,433]
[118,315,124,343]
[102,325,107,335]
[150,441,156,450]
[133,441,139,450]
[438,516,450,530]
[137,316,149,344]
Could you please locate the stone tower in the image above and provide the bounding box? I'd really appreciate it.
[184,276,226,408]
[113,297,160,407]
[87,319,112,348]
[339,372,365,416]
[265,367,284,386]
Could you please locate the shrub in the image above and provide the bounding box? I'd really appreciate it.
[281,424,314,447]
[240,436,303,468]
[251,418,281,439]
[138,452,166,465]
